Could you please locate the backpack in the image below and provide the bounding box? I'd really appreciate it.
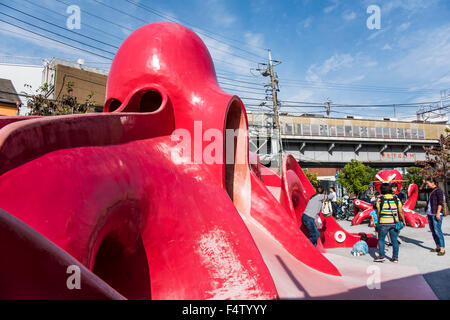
[379,195,401,224]
[321,197,333,217]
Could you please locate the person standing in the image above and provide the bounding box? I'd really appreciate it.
[301,186,333,246]
[329,186,338,217]
[423,177,445,256]
[390,183,403,245]
[374,183,406,263]
[364,185,375,203]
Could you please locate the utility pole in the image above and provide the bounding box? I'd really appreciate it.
[267,49,283,174]
[325,98,332,117]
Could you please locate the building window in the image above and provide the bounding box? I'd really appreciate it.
[360,127,368,138]
[302,124,311,136]
[411,128,418,139]
[418,129,425,139]
[397,128,404,139]
[337,126,345,137]
[296,124,302,135]
[390,127,397,139]
[311,124,319,136]
[376,127,383,138]
[345,126,352,137]
[369,127,376,138]
[383,127,390,138]
[319,125,328,136]
[405,128,411,139]
[353,126,361,137]
[329,126,336,136]
[283,123,294,135]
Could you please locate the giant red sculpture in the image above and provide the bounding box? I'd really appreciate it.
[0,22,436,300]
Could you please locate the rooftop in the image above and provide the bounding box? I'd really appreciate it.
[0,78,21,106]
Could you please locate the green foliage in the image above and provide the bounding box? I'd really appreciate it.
[337,159,377,195]
[23,82,96,116]
[303,169,319,187]
[404,166,424,189]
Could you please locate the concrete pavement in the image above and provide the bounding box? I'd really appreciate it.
[328,212,450,299]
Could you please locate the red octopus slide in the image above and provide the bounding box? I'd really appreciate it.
[0,22,436,299]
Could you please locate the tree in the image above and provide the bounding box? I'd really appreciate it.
[416,129,449,199]
[404,166,424,190]
[303,169,319,187]
[21,81,96,116]
[337,159,377,196]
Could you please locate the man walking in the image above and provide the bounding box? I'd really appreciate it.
[423,177,446,256]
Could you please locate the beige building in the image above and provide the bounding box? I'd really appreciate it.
[42,58,108,110]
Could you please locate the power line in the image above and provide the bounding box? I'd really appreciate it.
[279,82,436,94]
[220,86,266,95]
[20,0,125,42]
[218,80,266,91]
[0,18,113,61]
[217,75,265,86]
[123,0,268,57]
[0,11,116,57]
[0,3,120,50]
[280,78,437,93]
[54,0,135,32]
[91,0,262,64]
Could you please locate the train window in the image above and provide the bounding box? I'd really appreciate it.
[302,124,311,135]
[345,126,352,137]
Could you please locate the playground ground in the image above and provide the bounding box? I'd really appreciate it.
[330,211,450,300]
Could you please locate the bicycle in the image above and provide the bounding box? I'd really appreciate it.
[334,196,354,220]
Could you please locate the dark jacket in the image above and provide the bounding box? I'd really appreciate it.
[427,187,444,215]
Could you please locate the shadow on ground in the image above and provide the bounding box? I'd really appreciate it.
[423,268,450,300]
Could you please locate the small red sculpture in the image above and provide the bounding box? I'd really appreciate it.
[352,170,427,228]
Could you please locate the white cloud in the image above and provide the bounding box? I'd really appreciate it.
[381,0,432,15]
[367,26,391,40]
[324,0,339,13]
[386,25,450,101]
[306,53,355,82]
[382,44,392,50]
[244,32,265,50]
[205,0,237,28]
[303,17,313,28]
[397,22,411,32]
[342,11,356,21]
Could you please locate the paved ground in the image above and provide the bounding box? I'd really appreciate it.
[328,211,450,300]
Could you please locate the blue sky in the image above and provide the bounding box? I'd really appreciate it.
[0,0,449,119]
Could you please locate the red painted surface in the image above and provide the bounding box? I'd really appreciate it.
[0,22,277,300]
[0,209,125,299]
[374,169,403,193]
[352,199,374,226]
[0,116,39,130]
[0,22,430,299]
[403,184,428,228]
[280,155,377,250]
